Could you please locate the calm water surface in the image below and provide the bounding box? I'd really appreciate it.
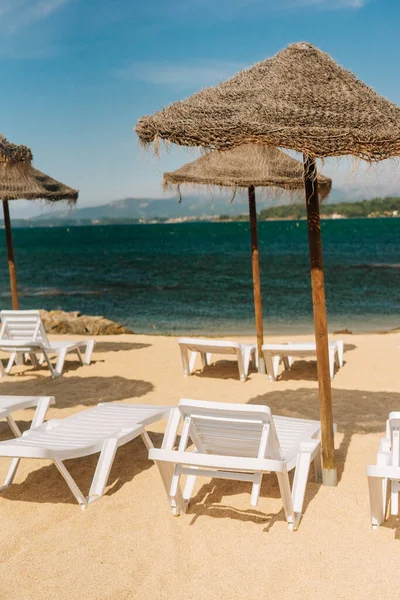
[0,219,399,334]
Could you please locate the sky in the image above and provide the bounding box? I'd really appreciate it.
[1,0,400,216]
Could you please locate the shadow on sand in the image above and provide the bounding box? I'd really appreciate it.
[93,341,151,353]
[180,385,400,531]
[278,343,357,382]
[190,343,357,383]
[0,431,164,506]
[0,376,154,412]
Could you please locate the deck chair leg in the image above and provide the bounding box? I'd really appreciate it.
[1,458,21,489]
[87,438,119,504]
[15,353,24,366]
[329,348,335,379]
[75,348,84,366]
[5,352,17,374]
[183,473,197,503]
[54,459,88,507]
[200,352,208,367]
[29,353,40,368]
[2,400,53,489]
[180,346,190,376]
[368,475,386,529]
[83,340,95,365]
[153,460,186,515]
[276,470,295,530]
[272,356,281,380]
[0,358,5,377]
[263,352,276,381]
[236,349,246,382]
[292,450,313,526]
[283,356,290,371]
[55,348,67,376]
[31,397,53,429]
[189,351,197,374]
[242,347,253,377]
[41,350,57,378]
[391,481,399,515]
[336,341,344,368]
[0,415,23,489]
[250,473,263,506]
[314,451,323,483]
[140,429,154,450]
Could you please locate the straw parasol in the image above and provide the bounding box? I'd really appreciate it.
[0,136,78,309]
[164,144,332,373]
[136,42,400,485]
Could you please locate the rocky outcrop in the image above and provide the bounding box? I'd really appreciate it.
[39,310,133,335]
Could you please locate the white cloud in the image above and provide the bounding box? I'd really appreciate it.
[0,0,72,33]
[174,0,366,13]
[117,60,247,88]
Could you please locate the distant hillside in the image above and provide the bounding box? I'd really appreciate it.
[257,197,400,220]
[31,195,254,223]
[2,193,399,227]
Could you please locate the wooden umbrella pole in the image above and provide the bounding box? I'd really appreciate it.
[3,201,19,310]
[303,156,336,486]
[248,185,265,374]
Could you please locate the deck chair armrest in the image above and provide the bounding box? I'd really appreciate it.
[149,448,285,473]
[367,464,400,478]
[378,438,391,456]
[298,440,321,459]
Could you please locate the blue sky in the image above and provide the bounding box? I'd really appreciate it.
[1,0,400,215]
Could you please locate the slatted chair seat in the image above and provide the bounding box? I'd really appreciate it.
[0,403,170,507]
[0,310,95,377]
[178,338,256,382]
[149,399,324,531]
[262,340,344,381]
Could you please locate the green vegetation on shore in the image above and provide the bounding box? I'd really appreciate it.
[220,196,400,221]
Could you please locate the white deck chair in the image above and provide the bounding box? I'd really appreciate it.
[178,338,256,382]
[0,403,170,508]
[0,395,55,439]
[0,310,95,377]
[367,412,400,529]
[149,399,323,531]
[262,340,344,381]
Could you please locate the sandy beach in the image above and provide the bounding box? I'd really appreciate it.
[0,331,399,599]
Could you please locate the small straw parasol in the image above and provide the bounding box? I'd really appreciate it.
[0,136,78,309]
[163,144,332,373]
[136,42,400,485]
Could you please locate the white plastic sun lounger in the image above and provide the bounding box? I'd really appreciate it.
[149,399,323,530]
[0,403,170,508]
[367,412,400,529]
[0,395,55,438]
[262,340,344,381]
[0,310,95,377]
[178,338,256,382]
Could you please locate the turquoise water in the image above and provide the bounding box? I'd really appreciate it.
[0,219,399,334]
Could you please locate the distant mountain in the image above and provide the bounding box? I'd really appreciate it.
[32,188,358,222]
[31,195,254,222]
[1,188,387,227]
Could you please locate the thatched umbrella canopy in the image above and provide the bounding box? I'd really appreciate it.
[0,136,78,309]
[136,42,400,486]
[163,144,332,198]
[164,145,332,372]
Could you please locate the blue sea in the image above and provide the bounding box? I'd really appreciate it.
[0,219,399,335]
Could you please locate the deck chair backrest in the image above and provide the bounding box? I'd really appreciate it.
[0,310,49,345]
[176,399,283,460]
[388,412,400,467]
